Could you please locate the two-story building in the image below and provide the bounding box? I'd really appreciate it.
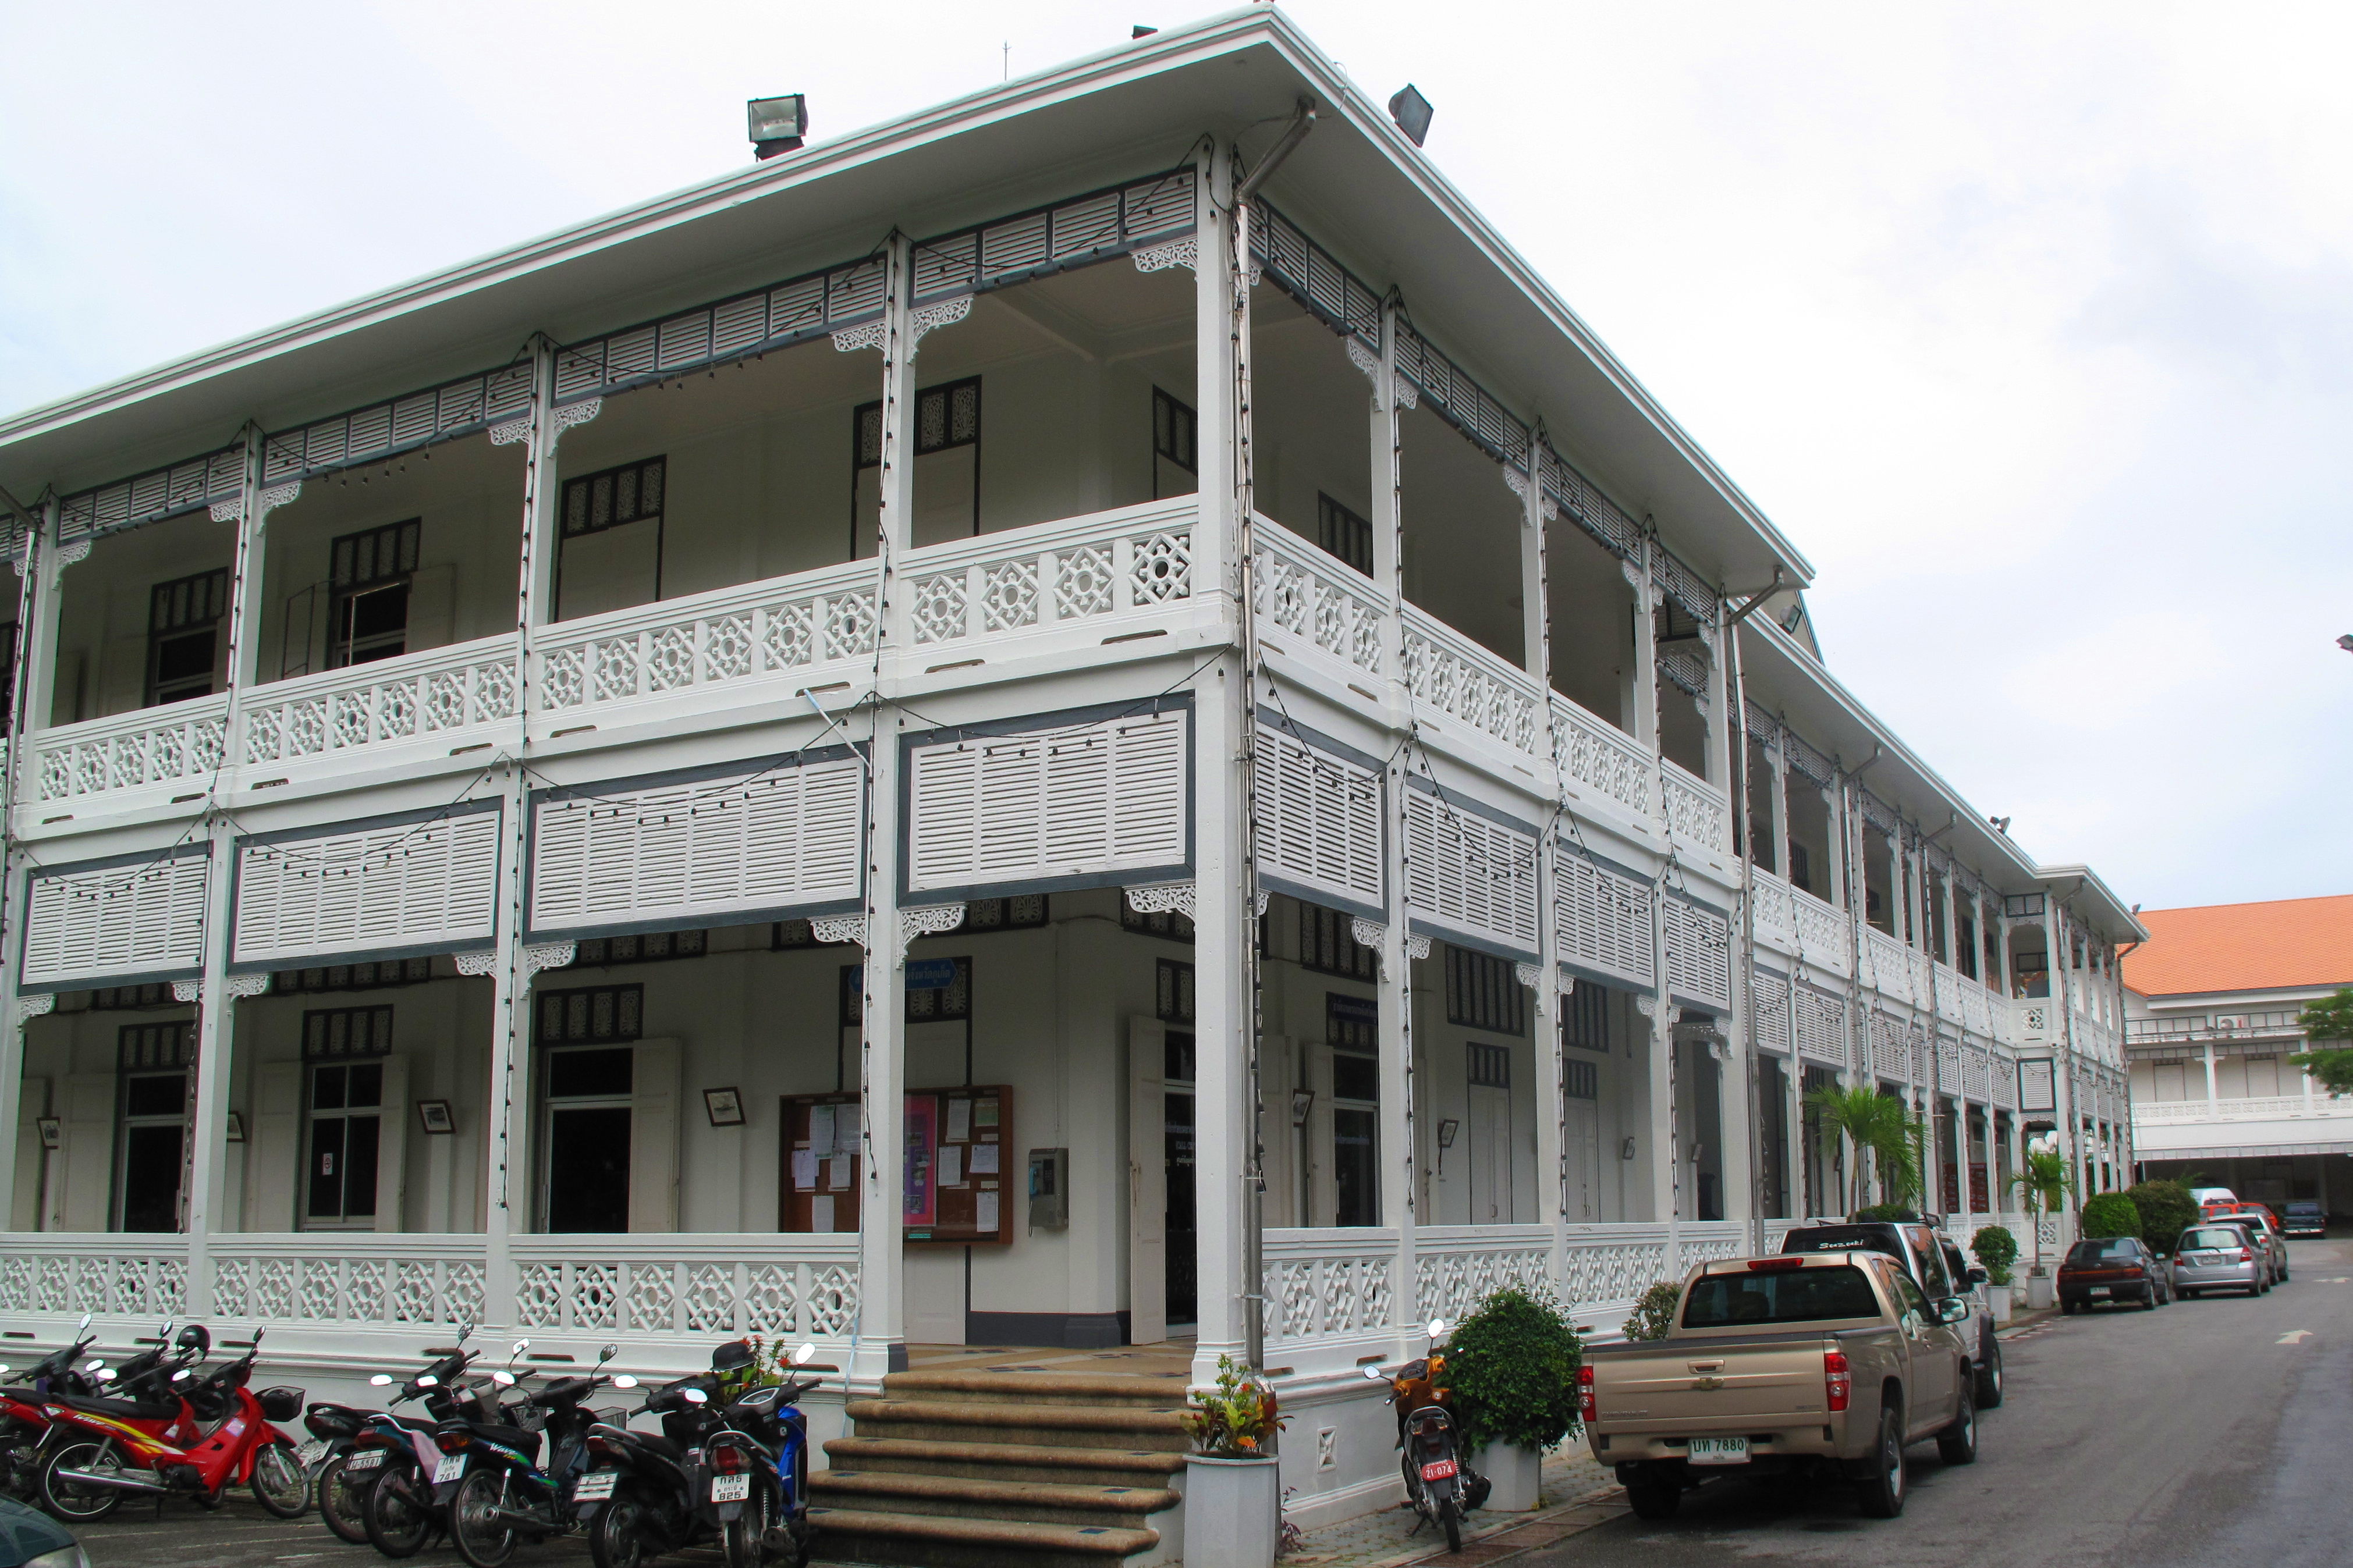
[2125,894,2353,1211]
[0,8,2143,1548]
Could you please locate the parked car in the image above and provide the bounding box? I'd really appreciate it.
[2204,1213,2290,1284]
[0,1494,83,1567]
[1581,1251,1977,1521]
[2280,1201,2327,1239]
[2187,1186,2237,1208]
[1780,1220,2003,1408]
[2173,1223,2269,1297]
[2057,1236,2170,1311]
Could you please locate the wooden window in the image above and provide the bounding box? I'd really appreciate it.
[1152,387,1197,499]
[301,1005,395,1061]
[561,457,666,541]
[1563,982,1610,1054]
[1122,904,1195,943]
[1445,945,1527,1034]
[958,896,1049,932]
[557,455,667,618]
[1317,493,1372,576]
[1156,958,1195,1025]
[275,958,434,994]
[1565,1058,1599,1101]
[535,984,645,1046]
[119,1021,194,1071]
[1467,1041,1512,1089]
[306,1059,384,1226]
[1298,902,1376,980]
[854,378,981,547]
[1327,993,1377,1053]
[571,929,708,966]
[147,568,229,705]
[328,518,420,667]
[89,983,178,1010]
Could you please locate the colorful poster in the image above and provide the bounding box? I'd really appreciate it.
[904,1094,938,1225]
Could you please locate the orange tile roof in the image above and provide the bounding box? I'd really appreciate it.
[2121,894,2353,998]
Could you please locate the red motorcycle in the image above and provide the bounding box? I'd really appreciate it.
[7,1318,197,1502]
[37,1325,311,1523]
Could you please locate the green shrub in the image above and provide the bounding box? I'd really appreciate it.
[2081,1192,2140,1239]
[1969,1225,2018,1287]
[1852,1203,1922,1222]
[1443,1286,1585,1452]
[2124,1180,2197,1256]
[1623,1281,1681,1342]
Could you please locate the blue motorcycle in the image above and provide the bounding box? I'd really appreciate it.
[698,1342,824,1568]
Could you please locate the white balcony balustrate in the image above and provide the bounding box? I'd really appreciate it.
[0,1236,188,1318]
[1412,1224,1553,1327]
[1253,520,1386,680]
[1790,885,1852,977]
[1750,868,1795,948]
[900,500,1195,654]
[1557,1224,1672,1311]
[534,562,879,719]
[2013,998,2054,1046]
[1259,1228,1399,1349]
[1862,927,1913,1005]
[2135,1096,2348,1123]
[242,635,521,766]
[1401,608,1543,758]
[1677,1219,1748,1267]
[1550,694,1654,819]
[30,696,229,803]
[1659,758,1729,850]
[509,1235,860,1341]
[210,1236,489,1328]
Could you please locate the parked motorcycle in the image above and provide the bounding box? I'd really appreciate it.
[16,1322,208,1514]
[697,1341,823,1568]
[306,1327,478,1547]
[439,1342,637,1568]
[574,1341,747,1568]
[1362,1318,1489,1553]
[363,1336,530,1559]
[0,1313,103,1499]
[38,1325,310,1523]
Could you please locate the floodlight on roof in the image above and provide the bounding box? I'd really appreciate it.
[2337,632,2353,653]
[748,95,808,161]
[1387,84,1433,147]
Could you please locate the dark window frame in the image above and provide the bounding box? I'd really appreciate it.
[1565,1058,1599,1100]
[570,929,708,967]
[146,567,230,706]
[118,1020,195,1071]
[1445,945,1528,1035]
[535,984,647,1047]
[276,958,434,995]
[1122,904,1195,944]
[1151,386,1197,497]
[1156,958,1196,1026]
[326,517,421,669]
[301,1005,395,1062]
[1563,982,1610,1053]
[840,957,973,1026]
[556,456,668,617]
[852,377,982,552]
[1467,1040,1512,1090]
[1316,493,1373,577]
[304,1058,385,1228]
[1298,903,1376,980]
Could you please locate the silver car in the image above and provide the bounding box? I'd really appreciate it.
[2206,1213,2290,1284]
[2174,1223,2268,1297]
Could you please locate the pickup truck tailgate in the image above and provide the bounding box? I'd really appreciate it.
[1595,1334,1831,1428]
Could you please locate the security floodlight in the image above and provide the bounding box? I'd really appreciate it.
[748,95,808,160]
[1132,24,1158,38]
[2337,633,2353,653]
[1387,84,1433,147]
[1290,1088,1316,1128]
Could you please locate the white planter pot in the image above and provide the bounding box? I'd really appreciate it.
[1988,1286,2013,1325]
[1473,1442,1542,1512]
[1184,1454,1280,1568]
[2025,1271,2055,1310]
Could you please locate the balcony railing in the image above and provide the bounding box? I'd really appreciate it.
[243,635,520,770]
[1401,605,1543,758]
[900,499,1195,657]
[2127,1012,2307,1044]
[1254,520,1385,681]
[1551,694,1653,820]
[2135,1094,2346,1123]
[30,695,228,805]
[1660,758,1729,851]
[1861,927,1914,1005]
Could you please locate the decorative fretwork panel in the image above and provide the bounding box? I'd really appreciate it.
[1259,1231,1399,1346]
[507,1244,860,1341]
[1402,610,1542,757]
[32,700,230,802]
[264,364,534,485]
[0,1246,188,1318]
[535,567,877,715]
[242,638,519,764]
[1660,759,1729,850]
[58,445,246,543]
[1254,523,1386,677]
[1413,1228,1552,1327]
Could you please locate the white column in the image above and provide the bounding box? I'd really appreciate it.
[1766,737,1791,882]
[1516,441,1568,1283]
[2203,1040,2220,1113]
[1626,547,1660,752]
[0,508,64,1230]
[183,820,242,1311]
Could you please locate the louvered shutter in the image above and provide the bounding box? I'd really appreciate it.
[22,849,210,989]
[1663,897,1733,1011]
[531,756,863,936]
[1253,724,1380,912]
[1752,968,1791,1056]
[907,706,1188,896]
[1553,852,1655,989]
[234,807,500,968]
[1795,984,1846,1065]
[1401,788,1538,958]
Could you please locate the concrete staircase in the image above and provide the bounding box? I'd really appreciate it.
[813,1368,1192,1568]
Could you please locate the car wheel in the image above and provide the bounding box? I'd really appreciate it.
[2142,1285,2158,1311]
[1857,1405,1907,1519]
[1626,1472,1681,1521]
[1936,1382,1978,1466]
[1975,1340,2004,1410]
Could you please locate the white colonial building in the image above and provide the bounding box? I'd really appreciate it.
[0,8,2142,1548]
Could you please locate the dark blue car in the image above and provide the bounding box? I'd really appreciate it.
[0,1496,83,1567]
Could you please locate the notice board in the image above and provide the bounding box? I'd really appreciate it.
[778,1086,1013,1245]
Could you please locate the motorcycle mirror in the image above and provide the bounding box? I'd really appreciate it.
[370,1374,395,1386]
[84,1359,104,1373]
[511,1339,530,1357]
[1361,1364,1388,1381]
[1426,1318,1447,1339]
[612,1375,638,1389]
[682,1388,708,1405]
[0,1365,10,1378]
[492,1371,516,1387]
[173,1369,193,1382]
[792,1343,817,1366]
[76,1312,92,1334]
[416,1375,438,1388]
[458,1322,475,1342]
[597,1344,617,1364]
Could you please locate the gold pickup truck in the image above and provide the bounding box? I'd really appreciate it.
[1578,1251,1978,1520]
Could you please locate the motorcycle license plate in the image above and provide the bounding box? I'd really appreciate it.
[574,1472,617,1502]
[345,1449,386,1471]
[711,1474,751,1503]
[1688,1437,1749,1466]
[296,1440,329,1467]
[434,1454,467,1485]
[1419,1459,1458,1482]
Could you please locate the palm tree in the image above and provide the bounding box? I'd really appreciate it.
[1805,1085,1914,1215]
[2007,1148,2075,1274]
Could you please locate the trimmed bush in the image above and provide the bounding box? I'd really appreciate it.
[1624,1281,1681,1342]
[1852,1203,1922,1222]
[1970,1225,2018,1287]
[2081,1192,2140,1239]
[2124,1179,2197,1256]
[1444,1286,1585,1451]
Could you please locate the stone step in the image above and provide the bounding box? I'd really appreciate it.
[812,1467,1179,1530]
[807,1506,1159,1568]
[824,1434,1187,1490]
[845,1397,1191,1452]
[879,1370,1192,1409]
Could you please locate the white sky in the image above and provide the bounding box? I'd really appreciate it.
[3,1,2347,911]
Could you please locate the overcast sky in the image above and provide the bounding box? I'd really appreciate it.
[3,1,2346,911]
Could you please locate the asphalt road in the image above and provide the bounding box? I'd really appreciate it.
[1524,1234,2353,1568]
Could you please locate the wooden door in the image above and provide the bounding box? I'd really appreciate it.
[1127,1019,1167,1345]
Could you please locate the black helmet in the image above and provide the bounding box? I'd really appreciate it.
[175,1324,211,1357]
[710,1339,755,1374]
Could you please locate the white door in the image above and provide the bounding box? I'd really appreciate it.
[1565,1097,1600,1223]
[1127,1019,1168,1345]
[1468,1085,1513,1223]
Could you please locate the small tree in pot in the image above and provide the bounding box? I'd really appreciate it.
[1184,1355,1286,1568]
[1443,1287,1584,1512]
[1971,1225,2018,1322]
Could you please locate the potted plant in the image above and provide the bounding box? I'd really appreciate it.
[1443,1287,1585,1512]
[1184,1354,1284,1568]
[1623,1281,1681,1342]
[1970,1225,2018,1324]
[2008,1148,2075,1309]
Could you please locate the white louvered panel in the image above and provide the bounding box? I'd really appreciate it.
[1555,854,1655,988]
[22,853,210,987]
[1795,986,1846,1065]
[233,811,500,967]
[1752,969,1791,1055]
[1253,726,1380,909]
[531,760,864,933]
[907,709,1188,894]
[1664,899,1732,1010]
[1403,791,1538,956]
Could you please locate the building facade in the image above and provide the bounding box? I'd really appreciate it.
[2125,894,2353,1210]
[0,10,2141,1531]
